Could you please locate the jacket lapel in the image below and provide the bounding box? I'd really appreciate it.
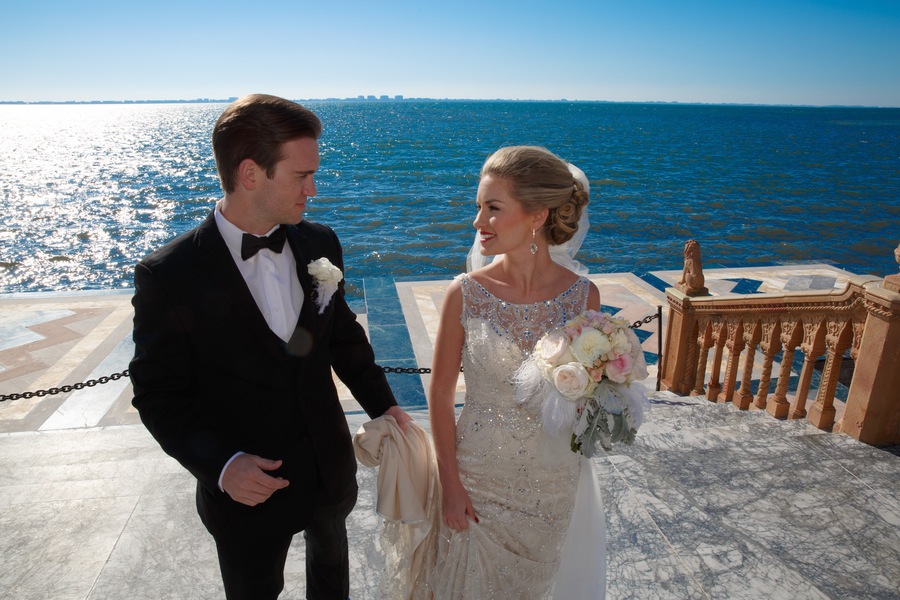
[195,213,292,358]
[286,224,319,357]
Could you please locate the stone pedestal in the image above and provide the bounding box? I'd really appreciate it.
[660,290,697,396]
[836,283,900,445]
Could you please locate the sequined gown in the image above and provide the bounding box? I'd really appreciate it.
[426,273,594,599]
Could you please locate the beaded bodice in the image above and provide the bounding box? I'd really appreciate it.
[457,273,590,428]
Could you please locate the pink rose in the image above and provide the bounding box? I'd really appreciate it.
[604,353,633,384]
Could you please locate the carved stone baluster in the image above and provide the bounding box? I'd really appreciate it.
[808,316,853,430]
[679,320,698,392]
[790,315,826,419]
[692,316,712,397]
[718,317,746,403]
[754,316,782,410]
[706,316,726,401]
[849,306,867,362]
[735,319,762,410]
[835,306,867,428]
[769,317,801,418]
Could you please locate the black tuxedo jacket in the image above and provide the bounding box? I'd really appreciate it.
[130,213,396,541]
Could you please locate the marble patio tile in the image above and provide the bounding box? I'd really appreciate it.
[596,457,711,599]
[683,539,832,600]
[0,495,140,600]
[800,433,900,505]
[719,488,900,598]
[0,469,186,508]
[39,334,134,430]
[600,454,834,599]
[0,453,184,492]
[637,400,830,447]
[87,486,223,600]
[604,418,900,599]
[0,308,75,351]
[0,427,192,510]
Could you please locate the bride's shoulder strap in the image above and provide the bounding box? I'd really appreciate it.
[456,272,497,321]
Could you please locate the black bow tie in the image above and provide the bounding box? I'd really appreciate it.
[241,226,287,260]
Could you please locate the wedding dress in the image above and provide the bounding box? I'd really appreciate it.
[415,273,606,600]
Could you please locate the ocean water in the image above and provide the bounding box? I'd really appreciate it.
[1,101,899,294]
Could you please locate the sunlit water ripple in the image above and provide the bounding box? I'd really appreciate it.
[1,101,898,294]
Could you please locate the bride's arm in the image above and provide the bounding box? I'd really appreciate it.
[429,280,478,531]
[587,281,601,312]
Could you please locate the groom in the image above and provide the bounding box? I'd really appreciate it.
[130,94,410,600]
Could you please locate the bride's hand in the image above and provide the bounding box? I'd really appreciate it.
[442,480,478,531]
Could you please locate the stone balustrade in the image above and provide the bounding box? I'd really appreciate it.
[660,257,900,446]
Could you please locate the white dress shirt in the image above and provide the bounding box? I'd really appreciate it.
[213,201,305,491]
[214,202,304,342]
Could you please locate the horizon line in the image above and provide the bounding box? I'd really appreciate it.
[1,97,898,109]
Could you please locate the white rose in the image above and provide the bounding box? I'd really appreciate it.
[535,331,574,372]
[611,329,631,355]
[308,258,343,314]
[551,363,596,400]
[570,328,612,366]
[308,257,343,286]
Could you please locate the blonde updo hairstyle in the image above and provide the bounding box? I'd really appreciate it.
[480,146,589,245]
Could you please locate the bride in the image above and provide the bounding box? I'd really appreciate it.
[386,146,606,599]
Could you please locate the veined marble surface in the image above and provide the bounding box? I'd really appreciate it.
[1,396,897,599]
[0,265,896,598]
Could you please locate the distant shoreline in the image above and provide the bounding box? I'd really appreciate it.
[0,98,895,109]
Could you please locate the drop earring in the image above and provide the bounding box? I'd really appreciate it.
[530,229,538,255]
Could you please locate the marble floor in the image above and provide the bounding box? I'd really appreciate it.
[1,264,897,599]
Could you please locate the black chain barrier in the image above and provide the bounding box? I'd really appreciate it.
[0,371,131,402]
[1,309,663,402]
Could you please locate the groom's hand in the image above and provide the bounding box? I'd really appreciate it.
[384,405,413,433]
[222,454,290,506]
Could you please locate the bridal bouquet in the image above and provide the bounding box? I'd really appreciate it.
[515,310,651,457]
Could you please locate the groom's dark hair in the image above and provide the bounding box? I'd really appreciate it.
[213,94,323,193]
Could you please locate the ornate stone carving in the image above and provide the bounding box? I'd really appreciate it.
[706,316,726,401]
[800,316,826,356]
[675,240,709,296]
[719,316,746,402]
[779,317,800,347]
[809,316,854,431]
[692,317,713,396]
[755,316,783,410]
[664,270,899,443]
[884,242,900,292]
[736,319,762,410]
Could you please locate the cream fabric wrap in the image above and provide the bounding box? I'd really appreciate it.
[354,415,441,598]
[353,415,438,524]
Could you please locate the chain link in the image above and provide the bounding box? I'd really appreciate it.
[0,370,131,402]
[380,366,436,375]
[631,313,660,329]
[0,313,661,402]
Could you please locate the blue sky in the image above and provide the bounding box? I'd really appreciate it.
[2,0,898,106]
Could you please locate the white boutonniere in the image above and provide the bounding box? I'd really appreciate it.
[308,257,343,314]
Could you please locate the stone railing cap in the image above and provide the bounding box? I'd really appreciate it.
[849,274,884,288]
